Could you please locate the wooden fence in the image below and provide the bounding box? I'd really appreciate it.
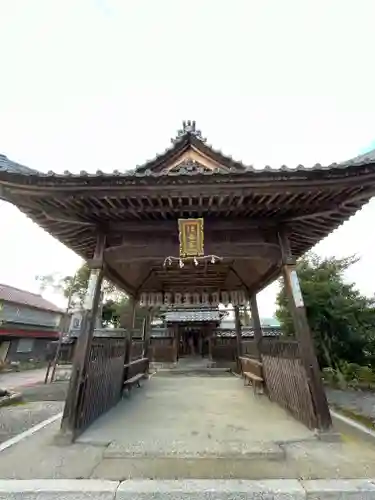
[211,336,237,361]
[131,340,144,360]
[74,337,126,434]
[71,336,150,437]
[150,337,176,363]
[261,340,318,429]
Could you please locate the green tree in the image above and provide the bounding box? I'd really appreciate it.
[276,253,375,370]
[102,296,157,329]
[36,263,160,329]
[36,263,121,309]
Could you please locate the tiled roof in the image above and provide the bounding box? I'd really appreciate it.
[0,283,63,313]
[148,326,281,338]
[164,309,222,323]
[340,148,375,166]
[1,122,375,179]
[216,327,281,338]
[0,154,38,175]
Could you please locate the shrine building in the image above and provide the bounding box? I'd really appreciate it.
[1,121,375,439]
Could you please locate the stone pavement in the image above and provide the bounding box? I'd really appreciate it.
[0,373,375,481]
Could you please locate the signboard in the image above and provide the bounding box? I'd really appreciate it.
[290,270,304,308]
[178,218,204,257]
[138,290,247,308]
[83,269,100,310]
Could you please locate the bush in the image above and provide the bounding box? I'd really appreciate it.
[322,367,339,385]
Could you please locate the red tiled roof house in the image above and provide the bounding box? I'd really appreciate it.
[0,284,63,363]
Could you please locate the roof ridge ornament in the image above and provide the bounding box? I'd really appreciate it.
[171,120,207,144]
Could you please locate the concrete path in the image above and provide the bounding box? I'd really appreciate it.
[0,368,47,390]
[1,374,375,481]
[77,375,313,454]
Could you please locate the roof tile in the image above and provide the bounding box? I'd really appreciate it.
[164,309,222,323]
[0,283,63,313]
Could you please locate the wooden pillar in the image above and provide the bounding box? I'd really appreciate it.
[143,309,152,359]
[234,306,242,371]
[60,234,105,439]
[124,297,136,365]
[198,331,203,357]
[208,323,214,361]
[278,231,332,431]
[250,295,262,360]
[173,324,179,361]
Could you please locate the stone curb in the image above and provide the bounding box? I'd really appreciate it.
[1,479,375,499]
[0,392,22,408]
[0,480,120,499]
[116,479,375,499]
[331,409,375,444]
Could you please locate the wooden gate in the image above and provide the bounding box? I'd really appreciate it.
[74,337,128,435]
[261,340,318,429]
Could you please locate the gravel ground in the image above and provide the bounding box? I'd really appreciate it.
[326,387,375,423]
[0,381,68,444]
[21,381,68,402]
[0,401,64,444]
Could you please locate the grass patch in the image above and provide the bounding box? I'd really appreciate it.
[0,394,24,408]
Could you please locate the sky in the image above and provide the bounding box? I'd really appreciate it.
[0,0,375,315]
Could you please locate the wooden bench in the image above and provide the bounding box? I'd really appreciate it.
[239,356,264,395]
[122,357,149,396]
[123,373,144,391]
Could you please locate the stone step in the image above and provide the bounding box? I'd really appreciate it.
[115,479,375,499]
[103,440,285,460]
[155,368,232,377]
[2,479,375,499]
[92,455,292,481]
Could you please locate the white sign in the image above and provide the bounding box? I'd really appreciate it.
[290,270,304,308]
[138,290,247,307]
[83,269,100,310]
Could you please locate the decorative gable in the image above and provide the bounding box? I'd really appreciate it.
[162,159,228,176]
[134,120,247,175]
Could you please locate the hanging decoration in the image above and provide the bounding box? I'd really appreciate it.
[163,254,223,268]
[163,217,223,268]
[138,290,247,308]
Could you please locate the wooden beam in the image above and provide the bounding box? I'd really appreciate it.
[122,297,136,383]
[105,242,281,261]
[60,233,105,440]
[278,229,332,431]
[250,294,262,360]
[248,263,281,296]
[103,262,137,297]
[105,218,279,232]
[234,306,242,371]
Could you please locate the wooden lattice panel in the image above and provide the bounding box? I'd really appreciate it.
[261,341,318,429]
[75,337,126,434]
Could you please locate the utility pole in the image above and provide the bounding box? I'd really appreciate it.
[46,273,77,384]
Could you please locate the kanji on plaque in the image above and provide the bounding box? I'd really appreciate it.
[178,218,204,257]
